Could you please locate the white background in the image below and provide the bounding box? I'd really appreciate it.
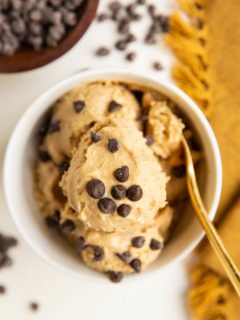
[0,1,191,319]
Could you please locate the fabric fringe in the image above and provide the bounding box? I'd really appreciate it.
[188,265,235,320]
[165,0,211,117]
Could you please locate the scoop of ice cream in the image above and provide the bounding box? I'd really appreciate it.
[42,82,140,164]
[146,100,184,159]
[59,205,164,274]
[61,119,167,233]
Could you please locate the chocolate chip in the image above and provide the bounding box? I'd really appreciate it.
[126,52,136,61]
[171,165,186,178]
[59,160,70,174]
[148,5,156,18]
[117,204,131,217]
[48,119,60,133]
[0,285,6,294]
[75,237,86,253]
[73,100,85,113]
[60,219,75,234]
[30,302,39,312]
[136,0,145,4]
[108,271,124,283]
[91,132,102,143]
[38,150,51,162]
[160,15,169,33]
[150,239,164,250]
[118,20,130,34]
[86,179,105,199]
[114,166,129,182]
[108,100,123,113]
[130,258,141,273]
[96,47,110,56]
[45,213,60,229]
[145,34,156,45]
[153,62,163,71]
[109,1,122,11]
[108,138,120,153]
[111,185,126,200]
[98,198,117,214]
[126,33,136,43]
[127,185,143,201]
[145,135,154,146]
[97,13,109,22]
[115,40,127,51]
[115,251,132,264]
[92,246,105,262]
[131,236,145,248]
[217,295,226,305]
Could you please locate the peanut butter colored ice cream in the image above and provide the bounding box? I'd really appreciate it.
[34,80,195,282]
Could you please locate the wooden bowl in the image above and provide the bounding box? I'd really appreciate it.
[0,0,99,73]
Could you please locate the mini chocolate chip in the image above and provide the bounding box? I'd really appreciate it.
[126,33,137,43]
[115,251,132,264]
[97,13,109,22]
[98,198,116,214]
[131,236,145,248]
[59,160,70,174]
[96,47,110,56]
[52,210,61,222]
[118,20,130,34]
[109,1,122,11]
[73,100,85,113]
[171,165,186,178]
[48,119,60,133]
[148,4,156,18]
[114,165,129,182]
[145,34,156,44]
[117,204,131,217]
[126,52,136,61]
[38,150,51,162]
[108,100,123,113]
[91,132,102,143]
[86,179,105,199]
[130,258,141,273]
[127,185,143,201]
[115,40,127,51]
[217,295,226,305]
[137,0,145,4]
[45,216,59,229]
[108,138,120,153]
[160,15,169,33]
[145,135,154,146]
[150,239,164,250]
[93,246,105,261]
[108,271,124,283]
[153,62,163,71]
[0,285,6,294]
[30,302,39,312]
[60,219,75,234]
[75,237,86,253]
[89,121,96,128]
[111,185,126,200]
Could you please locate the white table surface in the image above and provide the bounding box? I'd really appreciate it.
[0,1,191,319]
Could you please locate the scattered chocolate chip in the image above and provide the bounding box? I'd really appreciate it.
[86,179,105,199]
[160,15,169,33]
[30,302,39,312]
[96,47,110,56]
[131,236,145,248]
[60,219,75,234]
[126,52,136,61]
[153,61,163,71]
[97,13,109,22]
[108,138,120,153]
[145,135,154,146]
[148,4,156,18]
[0,285,6,294]
[48,119,60,134]
[127,185,143,201]
[75,237,86,253]
[98,198,117,214]
[92,246,105,262]
[171,165,186,178]
[126,4,141,21]
[136,0,146,4]
[118,20,130,34]
[45,216,59,229]
[115,251,132,264]
[111,185,126,200]
[150,239,164,250]
[126,33,137,43]
[108,271,124,283]
[38,150,51,162]
[130,258,141,273]
[0,233,17,269]
[109,1,122,11]
[38,116,51,143]
[115,40,127,51]
[108,100,123,113]
[145,34,156,45]
[89,121,96,128]
[59,160,70,174]
[114,165,129,182]
[117,204,131,217]
[112,8,125,22]
[91,132,102,143]
[73,100,85,113]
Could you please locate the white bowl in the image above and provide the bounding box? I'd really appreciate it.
[3,69,222,283]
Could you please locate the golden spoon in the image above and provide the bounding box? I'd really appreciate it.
[182,136,240,296]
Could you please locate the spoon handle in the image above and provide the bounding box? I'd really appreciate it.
[182,137,240,297]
